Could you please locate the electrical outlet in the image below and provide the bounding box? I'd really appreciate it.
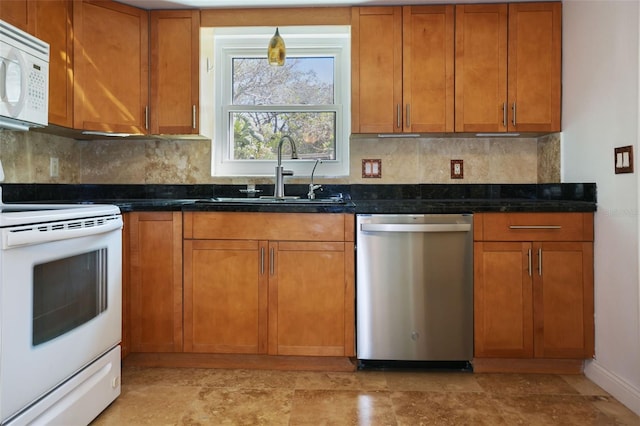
[50,157,59,178]
[362,159,382,178]
[451,159,464,179]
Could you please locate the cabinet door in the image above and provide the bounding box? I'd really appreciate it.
[455,4,508,133]
[351,7,402,133]
[33,0,73,128]
[184,240,268,354]
[402,5,454,133]
[121,213,131,359]
[508,2,561,132]
[269,241,354,356]
[73,0,148,134]
[129,212,183,352]
[474,241,534,358]
[533,242,594,358]
[0,0,32,32]
[150,10,200,135]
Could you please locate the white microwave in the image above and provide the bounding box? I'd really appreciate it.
[0,20,49,131]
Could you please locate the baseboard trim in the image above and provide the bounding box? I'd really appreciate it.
[123,352,357,372]
[584,359,640,416]
[472,358,584,374]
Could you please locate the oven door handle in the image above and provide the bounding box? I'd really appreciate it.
[3,216,123,248]
[360,223,471,233]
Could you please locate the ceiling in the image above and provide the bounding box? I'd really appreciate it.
[117,0,542,9]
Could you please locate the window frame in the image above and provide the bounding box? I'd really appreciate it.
[210,26,351,177]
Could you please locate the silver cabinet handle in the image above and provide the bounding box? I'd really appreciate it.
[538,247,542,276]
[527,248,532,277]
[509,225,562,230]
[269,247,275,276]
[503,102,507,128]
[406,104,411,128]
[260,247,265,275]
[361,223,471,233]
[192,105,197,129]
[396,104,401,129]
[145,106,149,130]
[512,103,516,127]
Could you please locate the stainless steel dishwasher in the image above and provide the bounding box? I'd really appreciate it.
[356,213,473,366]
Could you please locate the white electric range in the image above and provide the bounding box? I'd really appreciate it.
[0,199,123,425]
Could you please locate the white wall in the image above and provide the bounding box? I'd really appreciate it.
[562,0,640,415]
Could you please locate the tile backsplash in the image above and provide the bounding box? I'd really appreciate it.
[0,129,559,185]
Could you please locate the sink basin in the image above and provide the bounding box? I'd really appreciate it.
[197,196,347,205]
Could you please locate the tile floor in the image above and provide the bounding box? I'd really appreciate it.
[91,365,640,425]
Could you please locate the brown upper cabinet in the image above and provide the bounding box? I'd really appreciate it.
[150,10,200,135]
[352,6,455,134]
[0,0,32,32]
[4,1,200,136]
[455,2,562,133]
[34,1,74,128]
[73,0,149,134]
[73,3,200,135]
[6,1,560,136]
[1,1,74,128]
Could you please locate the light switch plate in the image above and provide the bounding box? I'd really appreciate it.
[615,146,634,174]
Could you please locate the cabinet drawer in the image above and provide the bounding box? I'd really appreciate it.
[475,213,593,242]
[184,212,353,242]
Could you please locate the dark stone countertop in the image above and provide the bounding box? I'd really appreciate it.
[0,183,597,214]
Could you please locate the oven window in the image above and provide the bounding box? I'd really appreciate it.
[32,249,108,346]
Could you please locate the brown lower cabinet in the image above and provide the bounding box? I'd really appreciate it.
[124,211,355,359]
[126,212,183,353]
[473,212,594,372]
[182,212,355,357]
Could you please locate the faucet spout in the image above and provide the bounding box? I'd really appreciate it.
[274,135,298,198]
[308,159,322,199]
[277,135,298,166]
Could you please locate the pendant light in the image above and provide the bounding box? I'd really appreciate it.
[268,27,286,66]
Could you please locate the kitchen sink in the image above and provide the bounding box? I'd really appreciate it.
[196,196,348,205]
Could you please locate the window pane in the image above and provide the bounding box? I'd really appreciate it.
[232,57,335,105]
[231,111,336,160]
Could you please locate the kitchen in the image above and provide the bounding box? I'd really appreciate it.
[0,0,638,424]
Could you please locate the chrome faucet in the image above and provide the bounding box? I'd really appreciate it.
[274,135,298,198]
[307,159,322,199]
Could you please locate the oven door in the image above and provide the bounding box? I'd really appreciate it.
[0,216,122,423]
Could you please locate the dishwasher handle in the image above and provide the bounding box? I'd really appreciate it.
[360,223,471,233]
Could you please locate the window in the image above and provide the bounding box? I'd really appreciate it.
[207,26,350,177]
